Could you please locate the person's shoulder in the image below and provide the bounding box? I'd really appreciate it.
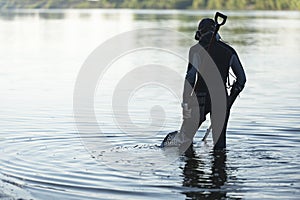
[189,43,200,51]
[217,40,237,55]
[189,43,205,54]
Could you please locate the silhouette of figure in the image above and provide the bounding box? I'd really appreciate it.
[162,17,246,151]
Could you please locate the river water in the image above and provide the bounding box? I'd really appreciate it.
[0,9,299,200]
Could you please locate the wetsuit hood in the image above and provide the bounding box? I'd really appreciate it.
[198,18,215,33]
[195,18,216,41]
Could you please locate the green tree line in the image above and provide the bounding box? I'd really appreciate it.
[1,0,299,10]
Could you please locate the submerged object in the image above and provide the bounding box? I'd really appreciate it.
[160,131,179,148]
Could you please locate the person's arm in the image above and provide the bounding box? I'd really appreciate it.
[230,54,246,89]
[183,47,200,104]
[181,48,198,119]
[182,62,197,104]
[228,53,246,107]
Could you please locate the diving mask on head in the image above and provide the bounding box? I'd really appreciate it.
[194,18,221,41]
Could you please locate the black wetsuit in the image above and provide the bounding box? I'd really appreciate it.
[182,34,246,149]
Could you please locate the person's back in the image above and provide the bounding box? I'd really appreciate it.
[195,33,241,92]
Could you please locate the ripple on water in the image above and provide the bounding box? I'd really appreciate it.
[1,9,300,200]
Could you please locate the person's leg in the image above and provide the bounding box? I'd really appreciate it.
[161,103,204,149]
[176,101,208,152]
[179,111,202,144]
[161,95,206,151]
[214,109,230,150]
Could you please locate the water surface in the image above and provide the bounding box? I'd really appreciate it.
[0,9,299,200]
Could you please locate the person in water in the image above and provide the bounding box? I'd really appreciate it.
[162,18,246,150]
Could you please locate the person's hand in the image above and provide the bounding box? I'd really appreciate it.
[228,82,243,109]
[182,103,192,119]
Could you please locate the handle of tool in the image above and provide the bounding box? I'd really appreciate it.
[215,12,227,26]
[207,12,227,52]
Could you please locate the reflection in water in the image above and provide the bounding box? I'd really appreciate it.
[38,12,65,19]
[0,10,66,20]
[0,11,36,20]
[182,146,240,199]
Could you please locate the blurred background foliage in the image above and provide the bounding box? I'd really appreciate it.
[0,0,299,10]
